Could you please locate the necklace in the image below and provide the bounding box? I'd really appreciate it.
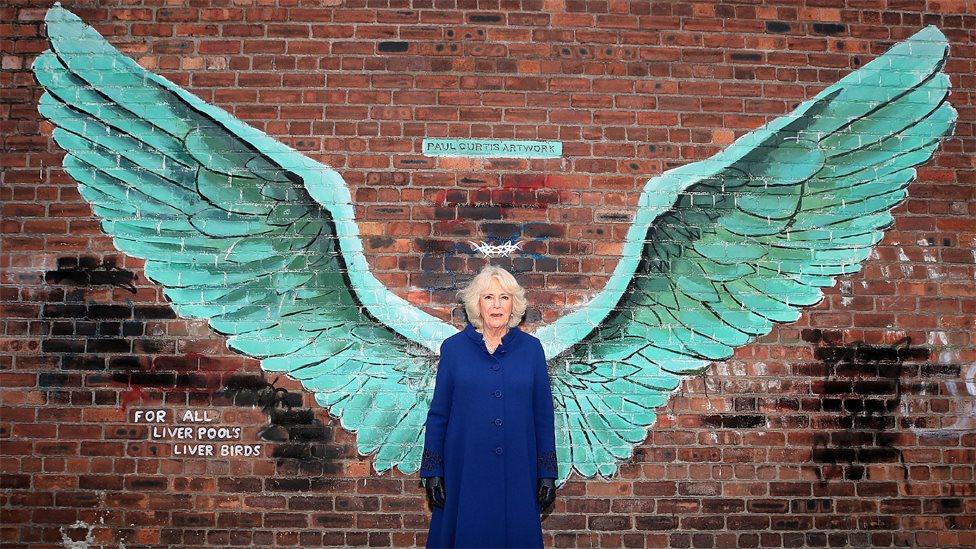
[478,327,507,354]
[486,337,503,352]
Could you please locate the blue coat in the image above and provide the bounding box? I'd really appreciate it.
[420,322,558,548]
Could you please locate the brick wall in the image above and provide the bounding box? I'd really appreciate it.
[2,0,975,547]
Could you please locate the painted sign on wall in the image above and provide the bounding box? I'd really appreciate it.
[422,138,562,158]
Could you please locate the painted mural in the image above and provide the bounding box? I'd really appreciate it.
[33,5,956,486]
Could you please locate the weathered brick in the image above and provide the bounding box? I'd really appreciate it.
[2,2,974,547]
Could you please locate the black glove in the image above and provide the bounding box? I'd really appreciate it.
[537,477,556,510]
[422,476,445,509]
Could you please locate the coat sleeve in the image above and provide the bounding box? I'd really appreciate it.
[533,341,558,479]
[420,340,452,478]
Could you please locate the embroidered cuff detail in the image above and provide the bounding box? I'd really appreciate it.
[420,448,444,474]
[537,450,557,475]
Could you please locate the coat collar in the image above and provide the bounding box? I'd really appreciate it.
[463,322,521,355]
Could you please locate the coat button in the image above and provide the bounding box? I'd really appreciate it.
[493,390,502,398]
[494,447,503,455]
[490,364,500,371]
[494,418,503,426]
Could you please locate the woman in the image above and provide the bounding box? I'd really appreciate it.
[419,265,558,548]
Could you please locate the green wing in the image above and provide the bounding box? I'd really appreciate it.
[33,5,458,473]
[536,26,956,482]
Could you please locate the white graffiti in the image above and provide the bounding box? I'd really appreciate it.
[59,521,95,549]
[902,351,976,433]
[468,238,524,258]
[945,359,976,431]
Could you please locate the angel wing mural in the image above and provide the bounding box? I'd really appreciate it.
[33,5,955,485]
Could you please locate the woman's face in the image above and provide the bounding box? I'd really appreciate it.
[478,277,513,332]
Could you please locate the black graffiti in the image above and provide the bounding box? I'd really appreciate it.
[802,329,930,482]
[220,374,337,462]
[45,256,137,293]
[221,374,301,413]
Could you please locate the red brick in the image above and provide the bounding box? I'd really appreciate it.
[2,3,974,546]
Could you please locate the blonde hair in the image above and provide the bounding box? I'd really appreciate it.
[457,265,528,329]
